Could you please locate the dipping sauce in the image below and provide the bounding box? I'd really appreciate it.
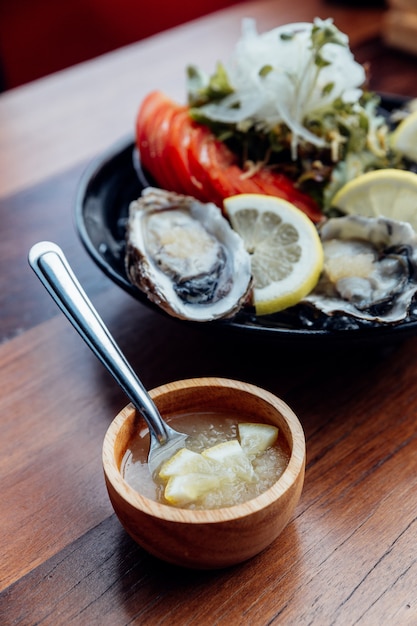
[122,411,290,509]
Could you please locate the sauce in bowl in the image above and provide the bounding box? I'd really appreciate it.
[122,411,290,509]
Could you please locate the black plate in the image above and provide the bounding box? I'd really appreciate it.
[74,96,417,349]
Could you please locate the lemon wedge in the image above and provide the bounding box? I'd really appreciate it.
[331,168,417,231]
[391,109,417,162]
[224,193,324,315]
[238,423,278,458]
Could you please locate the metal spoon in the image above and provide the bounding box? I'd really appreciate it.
[28,241,188,475]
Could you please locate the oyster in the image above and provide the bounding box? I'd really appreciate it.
[125,188,253,321]
[303,215,417,324]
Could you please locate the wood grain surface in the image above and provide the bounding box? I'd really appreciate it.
[1,1,417,624]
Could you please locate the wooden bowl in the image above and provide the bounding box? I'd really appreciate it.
[102,377,306,569]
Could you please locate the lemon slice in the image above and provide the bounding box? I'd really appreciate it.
[331,168,417,231]
[224,194,324,315]
[391,110,417,162]
[202,440,255,482]
[238,423,278,458]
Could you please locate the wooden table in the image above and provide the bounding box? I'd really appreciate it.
[1,1,416,623]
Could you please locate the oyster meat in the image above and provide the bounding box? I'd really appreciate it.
[303,215,417,324]
[125,188,253,321]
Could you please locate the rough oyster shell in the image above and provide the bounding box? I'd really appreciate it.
[125,188,253,321]
[303,215,417,324]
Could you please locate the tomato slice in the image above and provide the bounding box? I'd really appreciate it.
[151,102,183,191]
[249,168,322,222]
[186,125,223,205]
[164,110,192,194]
[188,127,246,206]
[135,91,172,185]
[136,91,189,191]
[200,139,237,199]
[165,109,209,199]
[135,91,162,147]
[137,92,211,200]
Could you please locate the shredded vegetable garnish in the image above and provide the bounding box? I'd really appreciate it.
[186,18,395,211]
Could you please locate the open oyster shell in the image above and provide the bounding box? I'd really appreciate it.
[125,188,253,321]
[303,215,417,324]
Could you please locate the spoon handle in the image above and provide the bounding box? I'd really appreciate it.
[28,241,171,444]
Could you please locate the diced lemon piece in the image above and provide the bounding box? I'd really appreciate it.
[164,473,220,506]
[391,109,417,162]
[159,447,212,480]
[202,439,255,482]
[238,423,278,457]
[331,168,417,232]
[224,193,324,315]
[158,424,280,506]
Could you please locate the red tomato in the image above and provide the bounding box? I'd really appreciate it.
[135,91,323,223]
[194,133,238,200]
[135,91,173,185]
[165,109,208,199]
[151,103,184,191]
[252,169,323,222]
[186,125,225,205]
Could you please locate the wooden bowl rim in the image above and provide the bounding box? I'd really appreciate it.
[102,377,305,524]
